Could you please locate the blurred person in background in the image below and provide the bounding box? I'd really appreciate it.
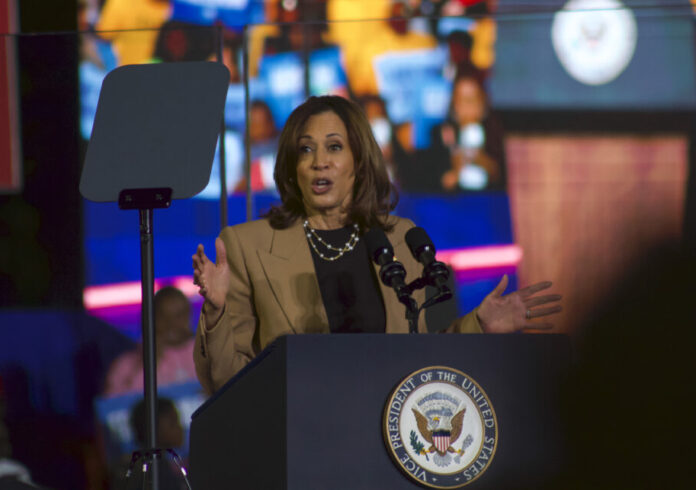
[327,0,437,96]
[103,287,197,396]
[358,95,411,187]
[109,398,186,490]
[234,100,280,193]
[248,0,330,77]
[0,377,41,489]
[437,0,498,73]
[152,20,242,84]
[262,0,329,55]
[438,69,505,191]
[95,0,172,66]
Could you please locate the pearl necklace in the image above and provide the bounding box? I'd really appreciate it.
[303,220,360,262]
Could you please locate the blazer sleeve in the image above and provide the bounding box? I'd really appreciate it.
[446,308,484,334]
[194,226,259,395]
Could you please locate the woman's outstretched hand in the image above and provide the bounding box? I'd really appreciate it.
[192,237,231,326]
[477,275,562,333]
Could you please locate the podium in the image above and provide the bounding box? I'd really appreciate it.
[189,334,570,489]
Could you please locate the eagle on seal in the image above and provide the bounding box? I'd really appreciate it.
[412,407,466,455]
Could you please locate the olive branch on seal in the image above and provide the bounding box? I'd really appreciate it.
[410,430,429,461]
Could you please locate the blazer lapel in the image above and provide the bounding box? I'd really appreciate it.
[256,220,330,334]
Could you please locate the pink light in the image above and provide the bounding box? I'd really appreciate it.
[83,281,146,309]
[84,277,202,310]
[437,244,523,272]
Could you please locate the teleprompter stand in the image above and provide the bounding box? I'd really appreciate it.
[80,61,229,489]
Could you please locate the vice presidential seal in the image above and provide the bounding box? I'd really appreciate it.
[383,366,497,488]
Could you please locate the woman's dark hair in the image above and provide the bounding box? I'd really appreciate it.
[265,95,398,231]
[250,99,276,127]
[153,286,188,314]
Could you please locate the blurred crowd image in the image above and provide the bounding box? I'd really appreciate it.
[79,0,508,196]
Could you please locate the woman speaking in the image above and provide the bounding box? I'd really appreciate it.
[192,96,561,394]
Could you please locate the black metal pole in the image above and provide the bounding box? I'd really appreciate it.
[302,23,310,99]
[402,297,420,334]
[243,24,253,222]
[216,24,228,229]
[139,208,159,490]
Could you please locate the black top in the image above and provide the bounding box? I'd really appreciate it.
[308,226,386,333]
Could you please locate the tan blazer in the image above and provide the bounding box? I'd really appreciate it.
[194,216,482,394]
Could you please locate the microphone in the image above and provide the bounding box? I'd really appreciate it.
[405,227,452,308]
[364,227,409,302]
[364,227,420,333]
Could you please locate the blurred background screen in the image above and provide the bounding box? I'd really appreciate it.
[77,0,693,339]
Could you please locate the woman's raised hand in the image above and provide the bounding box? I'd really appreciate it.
[192,237,231,325]
[476,274,562,333]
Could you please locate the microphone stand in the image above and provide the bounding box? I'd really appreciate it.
[366,226,456,334]
[405,302,419,334]
[365,229,421,334]
[375,259,420,334]
[404,226,453,311]
[398,285,420,335]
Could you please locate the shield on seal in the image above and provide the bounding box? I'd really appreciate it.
[433,431,451,453]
